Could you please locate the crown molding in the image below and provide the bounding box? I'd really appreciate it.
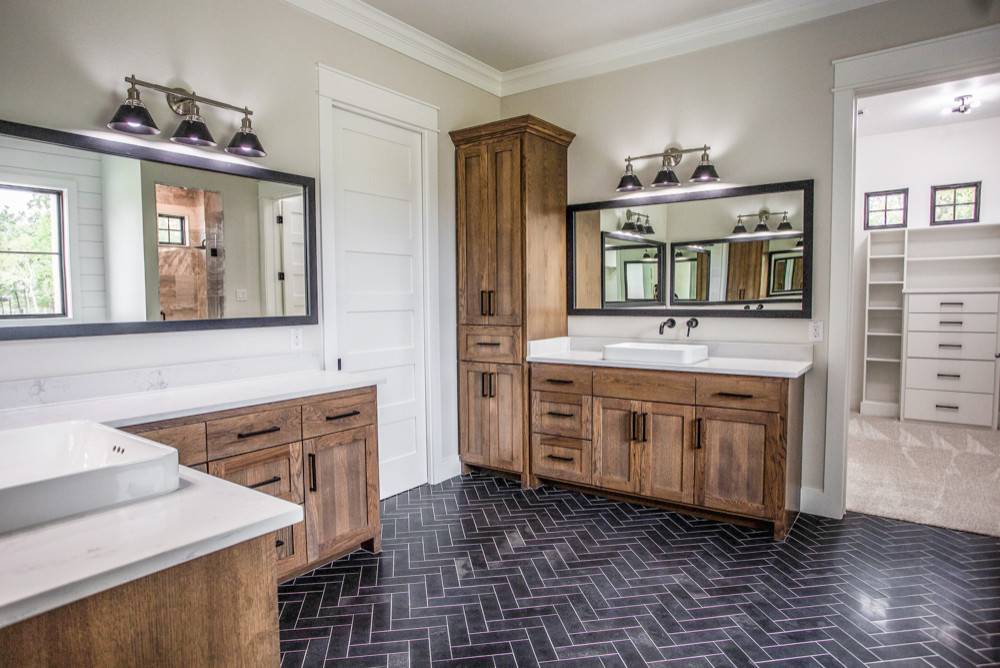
[283,0,503,96]
[286,0,890,98]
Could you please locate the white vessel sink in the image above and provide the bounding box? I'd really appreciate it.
[0,420,179,535]
[603,341,709,365]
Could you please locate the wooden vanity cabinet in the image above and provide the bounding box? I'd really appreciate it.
[452,116,574,483]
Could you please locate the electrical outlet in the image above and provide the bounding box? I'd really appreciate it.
[808,320,824,342]
[235,288,248,302]
[290,328,303,351]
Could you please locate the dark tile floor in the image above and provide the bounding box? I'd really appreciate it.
[278,472,1000,667]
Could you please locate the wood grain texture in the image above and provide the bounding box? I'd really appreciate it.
[640,401,696,505]
[133,422,207,466]
[488,137,523,327]
[0,536,277,667]
[696,374,782,413]
[457,142,492,326]
[492,363,524,473]
[459,325,522,364]
[573,210,602,309]
[530,363,594,395]
[531,391,592,439]
[275,519,307,581]
[206,406,302,460]
[458,361,492,467]
[593,397,639,493]
[449,115,575,148]
[726,240,765,301]
[594,367,696,405]
[208,441,304,504]
[531,433,592,486]
[302,394,376,439]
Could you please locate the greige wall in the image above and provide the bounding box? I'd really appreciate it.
[500,0,1000,499]
[0,0,500,463]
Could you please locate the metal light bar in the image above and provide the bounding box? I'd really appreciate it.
[125,75,252,116]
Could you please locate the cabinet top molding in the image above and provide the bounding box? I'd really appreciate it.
[450,114,575,147]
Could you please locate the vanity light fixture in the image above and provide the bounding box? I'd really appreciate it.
[730,210,800,239]
[753,211,771,234]
[621,209,654,235]
[107,75,266,157]
[776,212,794,232]
[616,144,720,192]
[731,215,749,235]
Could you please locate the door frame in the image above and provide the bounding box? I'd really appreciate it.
[316,65,450,487]
[819,25,1000,519]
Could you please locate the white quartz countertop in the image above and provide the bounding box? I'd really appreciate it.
[0,467,302,629]
[0,370,381,430]
[527,337,813,378]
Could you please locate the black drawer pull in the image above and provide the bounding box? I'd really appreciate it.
[546,411,575,418]
[940,301,964,306]
[939,321,963,326]
[938,343,963,349]
[935,404,960,411]
[546,454,575,462]
[248,475,281,490]
[475,341,502,347]
[544,378,574,385]
[308,453,317,492]
[480,290,487,316]
[275,539,285,548]
[326,409,361,421]
[936,373,961,379]
[237,425,280,439]
[715,392,755,399]
[694,418,703,449]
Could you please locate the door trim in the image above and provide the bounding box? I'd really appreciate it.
[316,66,451,488]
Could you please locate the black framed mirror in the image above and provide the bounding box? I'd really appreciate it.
[0,119,317,340]
[568,180,813,318]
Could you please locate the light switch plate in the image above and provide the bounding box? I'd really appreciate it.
[235,288,248,302]
[290,328,303,351]
[808,320,824,342]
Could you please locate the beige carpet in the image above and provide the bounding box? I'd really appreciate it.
[847,413,1000,536]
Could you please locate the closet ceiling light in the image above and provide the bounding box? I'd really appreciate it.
[107,83,159,135]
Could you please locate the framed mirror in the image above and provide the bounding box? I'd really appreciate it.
[0,119,317,340]
[568,180,813,318]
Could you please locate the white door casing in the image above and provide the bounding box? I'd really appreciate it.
[278,195,307,316]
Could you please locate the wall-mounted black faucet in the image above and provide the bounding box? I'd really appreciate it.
[658,318,676,334]
[685,317,699,337]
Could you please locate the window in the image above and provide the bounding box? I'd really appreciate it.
[157,214,187,245]
[864,188,908,229]
[931,182,980,225]
[0,183,66,318]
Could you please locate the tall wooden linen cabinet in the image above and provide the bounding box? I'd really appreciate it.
[451,116,574,484]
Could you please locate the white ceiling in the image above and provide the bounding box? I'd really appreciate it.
[362,0,759,71]
[858,73,1000,136]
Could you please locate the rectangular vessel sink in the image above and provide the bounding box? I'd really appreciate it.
[0,420,179,535]
[603,341,709,365]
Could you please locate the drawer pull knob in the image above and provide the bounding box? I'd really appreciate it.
[248,475,281,490]
[544,378,573,385]
[936,373,961,379]
[546,454,575,462]
[275,539,285,548]
[237,425,281,439]
[546,411,575,418]
[938,344,963,349]
[326,409,361,421]
[475,342,502,347]
[715,392,754,399]
[935,404,960,411]
[939,321,963,326]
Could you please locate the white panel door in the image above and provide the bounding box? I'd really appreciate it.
[331,106,427,498]
[278,194,306,315]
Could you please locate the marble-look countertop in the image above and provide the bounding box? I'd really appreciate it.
[0,467,302,629]
[527,337,813,378]
[0,370,381,430]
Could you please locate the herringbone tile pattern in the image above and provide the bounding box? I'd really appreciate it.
[278,472,1000,667]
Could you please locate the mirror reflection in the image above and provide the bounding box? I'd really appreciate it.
[0,133,307,325]
[571,185,809,314]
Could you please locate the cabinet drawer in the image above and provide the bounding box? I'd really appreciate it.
[696,375,782,413]
[908,293,999,313]
[303,393,376,439]
[908,312,997,333]
[531,434,592,486]
[906,358,997,394]
[275,519,307,581]
[531,391,592,439]
[459,326,521,364]
[206,406,302,460]
[903,389,995,427]
[531,363,593,395]
[208,441,304,503]
[134,422,207,466]
[906,331,996,360]
[593,367,694,404]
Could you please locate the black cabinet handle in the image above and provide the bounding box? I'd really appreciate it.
[480,371,488,397]
[694,418,703,449]
[275,539,285,548]
[715,392,755,399]
[544,378,573,385]
[630,411,638,441]
[475,341,502,347]
[936,373,961,379]
[489,372,496,398]
[639,412,648,442]
[939,321,963,326]
[935,404,960,411]
[248,475,281,490]
[546,411,575,418]
[308,453,317,491]
[940,301,964,306]
[326,409,361,421]
[546,454,575,462]
[480,290,487,316]
[938,343,963,349]
[488,290,495,316]
[237,425,280,439]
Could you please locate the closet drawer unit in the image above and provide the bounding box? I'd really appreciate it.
[531,434,592,486]
[903,389,995,427]
[908,293,999,314]
[207,441,304,504]
[532,391,592,439]
[594,367,694,404]
[459,326,522,364]
[133,422,207,466]
[695,375,782,413]
[908,312,997,333]
[206,406,302,460]
[906,358,997,394]
[531,363,593,395]
[302,392,377,439]
[906,332,997,361]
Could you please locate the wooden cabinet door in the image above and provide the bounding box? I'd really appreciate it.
[207,441,304,504]
[457,143,493,325]
[726,240,764,301]
[487,137,522,326]
[695,406,778,519]
[639,402,696,505]
[303,426,376,562]
[275,520,307,581]
[593,398,639,493]
[459,362,492,466]
[490,363,524,472]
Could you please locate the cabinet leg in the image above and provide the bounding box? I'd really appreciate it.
[772,511,795,541]
[461,463,474,475]
[362,533,381,554]
[525,473,541,489]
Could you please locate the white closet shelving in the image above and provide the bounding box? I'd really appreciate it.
[860,229,906,416]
